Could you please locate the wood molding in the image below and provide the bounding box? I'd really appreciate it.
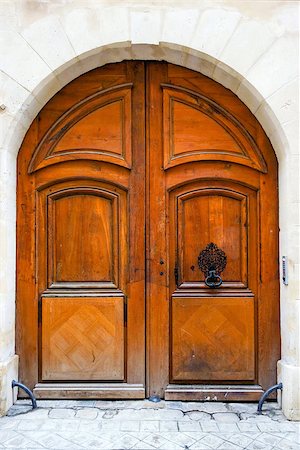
[164,384,266,401]
[33,383,145,399]
[29,83,133,173]
[162,83,267,173]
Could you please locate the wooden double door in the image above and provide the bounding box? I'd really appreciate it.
[17,62,279,401]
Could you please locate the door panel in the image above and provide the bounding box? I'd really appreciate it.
[175,188,248,286]
[171,297,255,381]
[17,61,145,398]
[29,84,132,171]
[147,62,279,401]
[38,180,127,290]
[17,61,279,401]
[162,85,267,172]
[42,296,125,381]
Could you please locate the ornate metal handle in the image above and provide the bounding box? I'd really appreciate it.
[204,270,222,288]
[198,242,227,289]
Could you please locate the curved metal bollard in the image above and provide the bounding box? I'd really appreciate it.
[257,382,283,414]
[12,380,37,410]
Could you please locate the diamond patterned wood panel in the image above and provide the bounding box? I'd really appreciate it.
[42,297,125,381]
[171,297,255,382]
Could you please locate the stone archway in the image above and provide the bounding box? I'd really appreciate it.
[0,4,298,419]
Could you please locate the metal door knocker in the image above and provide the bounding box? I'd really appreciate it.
[198,242,227,288]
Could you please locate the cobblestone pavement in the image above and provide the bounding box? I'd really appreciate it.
[0,400,299,449]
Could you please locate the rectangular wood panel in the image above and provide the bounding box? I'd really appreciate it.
[41,297,125,381]
[50,193,115,283]
[171,297,255,382]
[177,190,247,285]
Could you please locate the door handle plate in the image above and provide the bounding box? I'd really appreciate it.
[198,242,227,288]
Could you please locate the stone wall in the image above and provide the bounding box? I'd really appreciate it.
[0,0,299,419]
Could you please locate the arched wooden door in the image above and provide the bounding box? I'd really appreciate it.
[17,62,279,401]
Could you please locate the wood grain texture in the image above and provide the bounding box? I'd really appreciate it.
[17,62,145,395]
[17,61,279,400]
[147,62,279,398]
[42,297,125,381]
[162,85,267,171]
[33,383,145,399]
[171,297,255,381]
[29,84,132,171]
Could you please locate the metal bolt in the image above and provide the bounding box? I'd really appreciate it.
[0,104,6,111]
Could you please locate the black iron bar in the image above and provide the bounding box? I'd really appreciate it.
[12,380,37,410]
[257,382,283,414]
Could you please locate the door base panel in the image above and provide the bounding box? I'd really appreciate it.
[33,383,145,399]
[164,384,269,402]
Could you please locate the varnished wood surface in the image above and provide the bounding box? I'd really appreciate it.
[171,297,255,381]
[17,62,146,395]
[42,297,125,381]
[147,62,279,399]
[33,383,145,399]
[17,61,279,400]
[165,385,265,402]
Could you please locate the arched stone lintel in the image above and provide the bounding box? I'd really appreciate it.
[1,42,291,164]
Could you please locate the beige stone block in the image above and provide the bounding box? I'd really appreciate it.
[130,43,164,61]
[0,355,18,416]
[288,156,300,203]
[182,50,217,78]
[21,15,76,71]
[0,30,51,92]
[270,2,299,35]
[31,75,63,115]
[161,8,200,46]
[289,262,300,300]
[159,42,188,67]
[0,72,41,124]
[53,57,86,90]
[61,8,102,56]
[246,35,299,99]
[269,125,291,164]
[0,0,18,32]
[235,79,264,114]
[0,113,27,155]
[280,297,300,361]
[130,9,162,44]
[278,360,300,420]
[288,228,300,264]
[260,78,299,126]
[220,18,277,76]
[212,61,243,93]
[0,294,16,360]
[254,101,281,141]
[281,120,300,156]
[191,8,241,59]
[97,7,130,45]
[62,6,130,57]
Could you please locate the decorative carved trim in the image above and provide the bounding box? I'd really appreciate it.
[162,83,267,173]
[28,83,133,173]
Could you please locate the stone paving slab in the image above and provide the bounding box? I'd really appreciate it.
[0,400,299,449]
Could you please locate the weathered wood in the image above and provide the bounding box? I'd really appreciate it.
[17,61,279,401]
[33,383,145,399]
[17,62,146,395]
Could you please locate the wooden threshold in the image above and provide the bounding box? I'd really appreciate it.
[33,383,145,399]
[164,384,268,402]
